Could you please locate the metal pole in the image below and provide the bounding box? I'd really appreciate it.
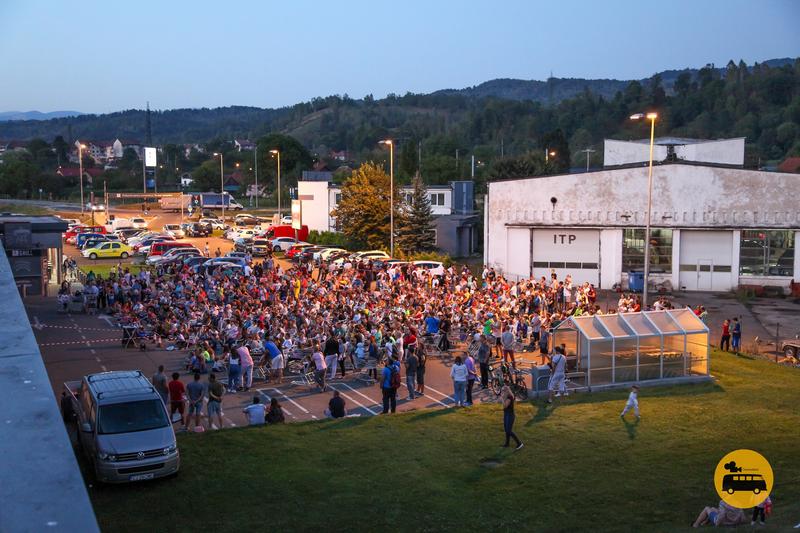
[79,145,85,215]
[642,117,656,309]
[220,154,225,224]
[103,180,108,224]
[276,151,281,218]
[389,142,394,257]
[254,145,259,209]
[471,154,475,178]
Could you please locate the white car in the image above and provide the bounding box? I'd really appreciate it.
[353,250,391,261]
[61,218,81,228]
[200,218,226,231]
[280,215,292,225]
[412,260,445,277]
[163,224,186,239]
[271,237,301,252]
[317,247,347,261]
[225,228,257,241]
[146,246,200,265]
[130,217,149,229]
[85,202,105,212]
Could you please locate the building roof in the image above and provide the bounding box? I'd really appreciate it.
[56,166,104,178]
[624,136,746,146]
[777,157,800,173]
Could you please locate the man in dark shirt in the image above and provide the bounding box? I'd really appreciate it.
[326,390,346,418]
[404,349,418,400]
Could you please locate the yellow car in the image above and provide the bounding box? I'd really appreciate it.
[82,241,132,260]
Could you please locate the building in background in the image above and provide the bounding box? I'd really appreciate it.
[484,138,799,293]
[0,214,67,297]
[298,178,479,257]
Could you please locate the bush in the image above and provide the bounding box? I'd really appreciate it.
[306,230,360,249]
[397,250,453,267]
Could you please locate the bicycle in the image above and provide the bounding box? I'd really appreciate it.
[488,359,528,400]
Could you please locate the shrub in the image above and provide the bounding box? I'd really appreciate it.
[306,230,360,249]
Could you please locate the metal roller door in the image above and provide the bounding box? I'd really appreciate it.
[532,229,600,286]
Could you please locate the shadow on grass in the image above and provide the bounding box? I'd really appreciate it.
[548,381,726,408]
[316,415,372,432]
[406,407,455,423]
[621,416,640,440]
[524,401,556,427]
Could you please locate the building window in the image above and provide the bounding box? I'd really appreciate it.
[622,228,673,273]
[404,193,413,205]
[333,193,341,206]
[739,230,794,276]
[430,193,445,206]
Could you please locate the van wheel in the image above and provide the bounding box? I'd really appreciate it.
[89,253,97,260]
[120,252,129,259]
[753,488,761,494]
[726,488,735,494]
[785,345,797,358]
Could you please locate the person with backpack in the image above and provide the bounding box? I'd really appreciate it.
[381,356,400,414]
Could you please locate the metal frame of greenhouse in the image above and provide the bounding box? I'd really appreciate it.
[551,308,710,389]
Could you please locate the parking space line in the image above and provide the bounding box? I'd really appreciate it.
[336,382,383,407]
[424,385,455,403]
[328,384,378,415]
[256,389,294,418]
[270,388,316,419]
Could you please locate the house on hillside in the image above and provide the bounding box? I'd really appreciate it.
[183,143,204,158]
[234,139,255,152]
[0,141,28,155]
[73,140,114,163]
[56,166,104,186]
[223,171,243,193]
[330,150,349,161]
[112,139,144,159]
[777,157,800,174]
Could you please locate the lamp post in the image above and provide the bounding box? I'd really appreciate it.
[213,152,225,224]
[379,139,394,257]
[629,112,658,309]
[269,149,281,217]
[254,145,259,209]
[78,143,87,215]
[545,149,556,162]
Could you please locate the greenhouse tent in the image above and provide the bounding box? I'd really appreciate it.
[551,308,710,388]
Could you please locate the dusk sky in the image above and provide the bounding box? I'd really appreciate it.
[2,0,798,114]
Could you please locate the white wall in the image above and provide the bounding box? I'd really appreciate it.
[297,181,331,233]
[505,227,531,281]
[604,139,667,166]
[600,229,623,289]
[676,138,745,166]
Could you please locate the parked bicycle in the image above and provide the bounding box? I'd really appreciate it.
[488,359,528,400]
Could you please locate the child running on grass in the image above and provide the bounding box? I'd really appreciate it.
[620,384,640,419]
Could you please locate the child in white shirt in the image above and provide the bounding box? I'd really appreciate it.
[620,384,640,419]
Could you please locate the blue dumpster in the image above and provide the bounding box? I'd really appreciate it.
[628,270,645,292]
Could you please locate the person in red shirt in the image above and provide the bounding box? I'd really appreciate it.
[167,372,186,427]
[403,328,417,359]
[720,319,731,352]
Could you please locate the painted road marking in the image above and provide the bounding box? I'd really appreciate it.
[32,316,44,330]
[256,389,294,418]
[270,388,317,419]
[336,382,383,410]
[328,384,378,415]
[423,385,455,403]
[38,338,120,347]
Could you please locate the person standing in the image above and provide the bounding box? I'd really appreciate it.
[464,349,478,406]
[477,334,491,389]
[324,333,339,380]
[184,372,205,431]
[404,346,418,400]
[720,319,731,352]
[167,372,186,427]
[415,342,427,397]
[731,317,742,353]
[152,365,169,406]
[206,373,225,430]
[227,348,241,393]
[547,347,567,404]
[501,325,516,368]
[381,357,398,414]
[501,385,523,450]
[237,344,254,392]
[312,344,327,393]
[450,356,468,407]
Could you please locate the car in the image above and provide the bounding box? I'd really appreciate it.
[130,217,149,230]
[183,256,207,270]
[132,235,174,254]
[60,218,82,228]
[271,237,302,252]
[184,222,210,237]
[163,224,186,239]
[82,242,132,259]
[81,238,111,251]
[199,218,226,231]
[234,214,259,226]
[65,225,107,244]
[782,339,800,359]
[225,228,257,241]
[85,202,105,212]
[352,250,391,262]
[317,247,347,261]
[200,210,218,219]
[280,215,293,225]
[412,260,445,276]
[75,232,107,249]
[233,237,253,253]
[146,246,200,264]
[148,241,194,258]
[286,242,314,259]
[114,228,144,242]
[225,251,250,260]
[298,246,328,262]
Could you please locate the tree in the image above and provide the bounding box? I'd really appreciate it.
[396,174,436,254]
[538,129,571,173]
[332,162,399,250]
[488,151,548,181]
[191,160,223,191]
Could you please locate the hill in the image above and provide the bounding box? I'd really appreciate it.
[0,110,84,122]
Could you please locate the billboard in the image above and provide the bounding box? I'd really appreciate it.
[144,147,157,167]
[291,200,302,230]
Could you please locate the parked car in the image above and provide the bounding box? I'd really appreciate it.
[130,217,149,230]
[234,214,259,226]
[353,250,391,261]
[271,237,301,252]
[280,215,293,225]
[184,222,210,237]
[225,228,257,241]
[148,241,194,258]
[132,235,173,254]
[286,243,314,259]
[65,225,107,244]
[233,237,253,253]
[199,218,226,231]
[81,237,112,251]
[412,260,445,277]
[76,232,108,249]
[251,238,272,256]
[82,242,132,260]
[182,256,207,270]
[114,228,144,242]
[146,246,200,265]
[316,247,347,261]
[163,224,186,239]
[63,371,179,483]
[298,246,328,262]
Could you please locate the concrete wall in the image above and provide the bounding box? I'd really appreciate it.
[486,164,800,288]
[297,181,331,233]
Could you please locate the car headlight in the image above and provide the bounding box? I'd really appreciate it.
[98,452,117,461]
[163,444,177,455]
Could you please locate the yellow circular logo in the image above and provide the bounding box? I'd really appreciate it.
[714,449,773,509]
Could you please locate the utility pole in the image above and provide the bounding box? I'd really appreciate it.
[500,138,504,157]
[582,148,596,172]
[471,154,475,178]
[254,145,259,209]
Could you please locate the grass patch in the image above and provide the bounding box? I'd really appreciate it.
[89,350,800,531]
[0,203,53,215]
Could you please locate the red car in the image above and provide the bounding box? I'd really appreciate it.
[286,243,313,259]
[65,225,106,244]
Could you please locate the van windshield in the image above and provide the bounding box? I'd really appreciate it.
[97,400,169,435]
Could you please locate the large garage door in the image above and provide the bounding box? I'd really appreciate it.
[532,229,600,286]
[679,231,733,291]
[505,227,531,280]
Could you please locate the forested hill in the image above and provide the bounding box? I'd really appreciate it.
[0,58,798,170]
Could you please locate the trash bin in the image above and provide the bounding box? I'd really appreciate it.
[532,364,552,397]
[628,270,644,293]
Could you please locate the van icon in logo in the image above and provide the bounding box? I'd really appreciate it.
[714,450,773,509]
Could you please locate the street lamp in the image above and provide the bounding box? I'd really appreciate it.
[545,149,556,162]
[269,149,281,217]
[630,111,658,309]
[213,152,226,224]
[254,145,259,209]
[379,139,394,257]
[78,143,87,214]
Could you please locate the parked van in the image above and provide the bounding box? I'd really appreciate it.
[63,370,179,483]
[149,241,193,257]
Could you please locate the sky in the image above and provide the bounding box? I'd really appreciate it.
[1,0,798,114]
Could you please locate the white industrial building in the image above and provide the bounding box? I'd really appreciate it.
[484,138,799,293]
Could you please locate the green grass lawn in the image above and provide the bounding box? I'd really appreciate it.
[90,351,799,532]
[0,202,54,215]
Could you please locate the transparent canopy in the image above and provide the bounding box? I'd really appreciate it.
[552,308,709,387]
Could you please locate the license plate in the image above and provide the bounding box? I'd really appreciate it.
[129,473,155,481]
